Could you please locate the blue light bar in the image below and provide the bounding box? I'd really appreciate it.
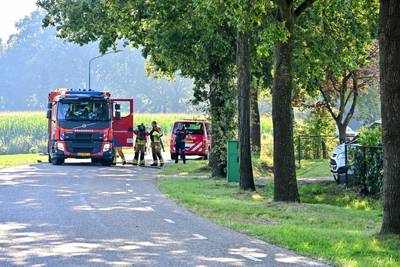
[66,90,103,96]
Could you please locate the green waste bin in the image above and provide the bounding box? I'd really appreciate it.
[227,140,239,182]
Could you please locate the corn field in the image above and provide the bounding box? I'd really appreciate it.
[0,112,205,155]
[0,111,274,155]
[0,112,48,155]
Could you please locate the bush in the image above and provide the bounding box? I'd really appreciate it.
[358,126,382,146]
[349,125,383,195]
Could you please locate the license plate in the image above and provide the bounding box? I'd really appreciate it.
[78,153,91,156]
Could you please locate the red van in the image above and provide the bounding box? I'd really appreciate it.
[170,120,211,160]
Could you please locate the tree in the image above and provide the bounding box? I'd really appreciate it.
[0,11,193,112]
[380,0,400,235]
[272,0,317,202]
[294,0,379,144]
[38,0,237,177]
[236,2,255,191]
[250,84,261,157]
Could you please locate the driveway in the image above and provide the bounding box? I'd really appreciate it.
[0,162,329,266]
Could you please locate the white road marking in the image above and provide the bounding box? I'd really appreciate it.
[192,234,207,240]
[164,219,175,224]
[128,189,133,193]
[238,254,263,262]
[126,183,130,186]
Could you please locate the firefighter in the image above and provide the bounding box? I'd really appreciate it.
[112,139,127,165]
[150,121,164,167]
[174,123,188,164]
[133,123,148,166]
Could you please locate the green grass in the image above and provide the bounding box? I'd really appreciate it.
[160,160,210,176]
[162,158,331,178]
[0,154,47,169]
[157,178,400,267]
[297,159,331,177]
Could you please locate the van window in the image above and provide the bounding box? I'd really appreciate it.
[173,122,204,135]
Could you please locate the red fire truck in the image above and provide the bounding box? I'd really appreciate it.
[46,88,134,166]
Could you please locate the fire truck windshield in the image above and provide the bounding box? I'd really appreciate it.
[57,101,110,121]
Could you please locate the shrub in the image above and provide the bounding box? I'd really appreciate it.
[349,125,383,195]
[358,126,382,146]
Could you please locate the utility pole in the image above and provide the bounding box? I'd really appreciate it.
[88,50,122,89]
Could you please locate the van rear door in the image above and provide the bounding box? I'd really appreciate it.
[184,122,205,154]
[111,99,134,147]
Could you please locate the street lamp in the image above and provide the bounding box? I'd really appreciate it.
[88,49,122,89]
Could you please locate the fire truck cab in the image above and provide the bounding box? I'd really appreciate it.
[46,88,134,166]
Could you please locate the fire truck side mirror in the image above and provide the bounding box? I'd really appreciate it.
[115,111,121,120]
[114,103,121,120]
[46,110,52,119]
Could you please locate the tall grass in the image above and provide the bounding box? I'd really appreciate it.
[0,112,47,154]
[0,111,274,155]
[0,112,208,154]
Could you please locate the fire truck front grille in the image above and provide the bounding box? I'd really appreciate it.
[75,133,92,140]
[65,141,102,154]
[64,132,103,142]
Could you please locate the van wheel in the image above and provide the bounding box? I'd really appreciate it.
[51,158,64,165]
[203,147,210,160]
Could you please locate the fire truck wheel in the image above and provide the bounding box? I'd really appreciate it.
[91,158,101,165]
[101,159,113,166]
[51,158,64,165]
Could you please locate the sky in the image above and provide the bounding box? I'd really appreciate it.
[0,0,37,42]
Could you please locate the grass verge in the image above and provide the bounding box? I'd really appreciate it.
[0,154,47,169]
[159,159,210,176]
[296,159,331,177]
[157,178,400,267]
[161,158,331,178]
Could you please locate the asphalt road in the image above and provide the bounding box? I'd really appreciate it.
[0,161,329,267]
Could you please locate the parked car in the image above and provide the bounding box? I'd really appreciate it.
[170,120,211,160]
[330,120,381,183]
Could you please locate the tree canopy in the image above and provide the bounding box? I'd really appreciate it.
[0,11,194,112]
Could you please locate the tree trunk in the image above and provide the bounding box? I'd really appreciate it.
[322,140,327,159]
[272,10,299,202]
[380,0,400,234]
[208,64,234,178]
[250,84,261,158]
[237,30,255,191]
[209,78,227,178]
[337,123,347,144]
